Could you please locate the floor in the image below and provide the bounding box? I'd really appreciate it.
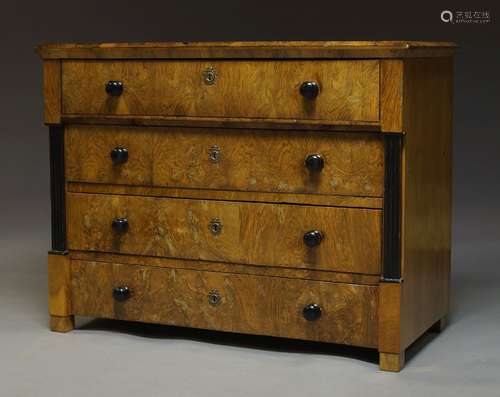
[1,235,499,397]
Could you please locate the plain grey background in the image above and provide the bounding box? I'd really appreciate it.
[1,1,499,396]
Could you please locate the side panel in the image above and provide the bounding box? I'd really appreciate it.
[400,57,453,349]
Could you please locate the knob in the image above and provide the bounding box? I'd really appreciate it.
[299,81,320,99]
[112,218,129,233]
[303,303,322,321]
[113,286,130,302]
[110,147,128,165]
[305,154,324,172]
[105,80,123,96]
[303,230,323,247]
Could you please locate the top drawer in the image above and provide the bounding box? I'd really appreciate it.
[61,60,379,121]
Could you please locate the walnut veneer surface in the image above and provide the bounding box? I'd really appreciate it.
[39,41,455,372]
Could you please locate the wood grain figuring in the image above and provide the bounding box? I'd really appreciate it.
[154,129,383,197]
[48,253,72,317]
[380,60,403,132]
[65,125,154,186]
[65,125,384,197]
[37,41,457,60]
[66,193,382,274]
[399,58,453,349]
[69,251,381,285]
[378,282,402,354]
[62,114,381,132]
[67,183,384,210]
[42,60,61,124]
[71,260,379,347]
[379,352,405,372]
[38,41,455,371]
[61,60,379,122]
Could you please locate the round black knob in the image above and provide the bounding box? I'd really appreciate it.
[112,218,129,233]
[299,81,320,99]
[303,303,322,321]
[105,80,123,96]
[110,147,128,165]
[303,230,323,247]
[113,286,130,302]
[305,154,325,172]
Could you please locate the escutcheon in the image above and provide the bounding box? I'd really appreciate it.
[208,289,221,306]
[202,67,217,85]
[209,218,223,235]
[208,145,221,163]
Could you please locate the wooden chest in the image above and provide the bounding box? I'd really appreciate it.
[37,41,455,371]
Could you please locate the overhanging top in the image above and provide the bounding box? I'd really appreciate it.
[37,41,457,59]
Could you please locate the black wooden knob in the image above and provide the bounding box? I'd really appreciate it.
[305,154,324,172]
[110,147,128,165]
[300,81,320,99]
[105,80,123,96]
[303,230,323,247]
[113,286,130,302]
[303,303,322,321]
[112,218,129,233]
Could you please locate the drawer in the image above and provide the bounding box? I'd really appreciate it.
[61,60,379,121]
[65,125,384,197]
[67,193,382,274]
[71,260,379,347]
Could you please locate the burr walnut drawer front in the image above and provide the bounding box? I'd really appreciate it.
[71,260,379,347]
[61,60,379,121]
[67,193,382,274]
[65,125,384,197]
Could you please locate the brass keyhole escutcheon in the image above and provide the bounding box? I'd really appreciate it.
[209,218,223,235]
[208,289,221,306]
[208,145,221,163]
[203,67,217,85]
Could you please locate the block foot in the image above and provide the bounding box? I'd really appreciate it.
[50,315,75,332]
[379,352,405,372]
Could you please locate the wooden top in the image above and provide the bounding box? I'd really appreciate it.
[37,41,457,59]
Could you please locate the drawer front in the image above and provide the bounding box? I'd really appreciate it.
[65,125,384,197]
[71,261,379,347]
[67,193,382,274]
[62,60,379,121]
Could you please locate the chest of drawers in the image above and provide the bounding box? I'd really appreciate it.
[38,41,455,371]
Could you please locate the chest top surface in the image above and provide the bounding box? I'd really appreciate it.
[37,40,456,59]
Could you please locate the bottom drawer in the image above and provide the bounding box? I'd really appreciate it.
[71,260,379,347]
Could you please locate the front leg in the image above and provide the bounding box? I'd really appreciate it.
[379,352,405,372]
[48,252,74,332]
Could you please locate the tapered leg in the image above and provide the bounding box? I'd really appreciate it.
[379,352,405,372]
[50,315,75,332]
[429,316,447,333]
